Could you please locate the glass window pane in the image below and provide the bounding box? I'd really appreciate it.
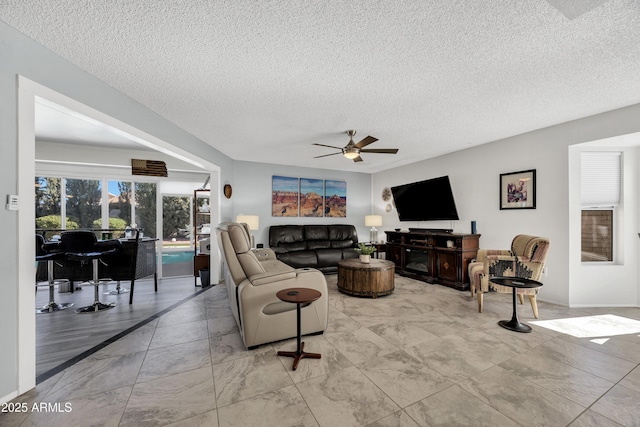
[65,178,102,229]
[35,176,62,239]
[135,182,157,238]
[108,180,131,238]
[162,195,190,249]
[162,194,192,277]
[581,210,613,262]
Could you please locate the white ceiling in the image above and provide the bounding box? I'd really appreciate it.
[2,1,640,173]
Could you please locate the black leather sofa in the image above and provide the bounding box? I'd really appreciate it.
[269,224,360,273]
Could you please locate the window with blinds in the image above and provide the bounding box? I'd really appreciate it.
[580,151,621,262]
[581,152,621,207]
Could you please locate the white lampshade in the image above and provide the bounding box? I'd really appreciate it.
[365,215,382,227]
[236,214,259,230]
[365,215,382,243]
[343,149,360,160]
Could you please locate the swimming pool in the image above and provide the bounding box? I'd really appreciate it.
[162,251,193,264]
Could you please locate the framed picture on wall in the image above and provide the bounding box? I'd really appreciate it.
[500,169,536,210]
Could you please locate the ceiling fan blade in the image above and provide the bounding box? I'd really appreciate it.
[313,152,341,158]
[353,156,364,162]
[360,148,399,154]
[354,136,378,149]
[313,143,344,150]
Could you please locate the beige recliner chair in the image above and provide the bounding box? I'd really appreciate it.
[217,222,329,348]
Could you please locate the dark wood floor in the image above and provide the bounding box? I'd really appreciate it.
[34,275,209,380]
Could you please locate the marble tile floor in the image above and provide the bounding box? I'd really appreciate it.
[34,275,208,379]
[5,274,640,426]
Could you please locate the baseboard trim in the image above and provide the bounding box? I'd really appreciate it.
[1,391,19,405]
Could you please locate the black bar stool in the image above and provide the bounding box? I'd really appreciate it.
[35,235,73,313]
[60,231,122,313]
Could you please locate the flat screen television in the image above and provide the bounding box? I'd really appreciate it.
[391,176,459,221]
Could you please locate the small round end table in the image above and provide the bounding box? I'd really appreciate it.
[276,288,322,370]
[490,276,543,333]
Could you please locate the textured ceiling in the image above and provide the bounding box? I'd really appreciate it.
[2,1,640,173]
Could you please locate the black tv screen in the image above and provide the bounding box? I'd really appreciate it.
[391,176,459,221]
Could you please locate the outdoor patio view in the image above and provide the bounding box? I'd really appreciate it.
[35,176,197,277]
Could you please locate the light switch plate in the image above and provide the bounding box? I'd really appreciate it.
[6,194,19,211]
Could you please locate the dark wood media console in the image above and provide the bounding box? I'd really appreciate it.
[385,229,480,291]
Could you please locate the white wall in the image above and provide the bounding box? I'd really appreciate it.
[232,161,371,247]
[374,105,640,307]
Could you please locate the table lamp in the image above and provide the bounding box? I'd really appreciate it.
[236,214,260,247]
[365,215,382,243]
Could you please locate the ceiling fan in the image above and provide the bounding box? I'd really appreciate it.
[313,130,399,162]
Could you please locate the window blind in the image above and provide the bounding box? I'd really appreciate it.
[581,151,621,207]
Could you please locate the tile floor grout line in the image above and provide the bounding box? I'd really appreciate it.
[121,307,162,421]
[35,284,216,385]
[126,294,215,427]
[208,330,221,427]
[116,382,136,427]
[566,359,640,426]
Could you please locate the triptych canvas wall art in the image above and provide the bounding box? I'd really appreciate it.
[272,175,346,217]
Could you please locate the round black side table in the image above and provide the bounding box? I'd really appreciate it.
[276,288,322,370]
[490,276,543,333]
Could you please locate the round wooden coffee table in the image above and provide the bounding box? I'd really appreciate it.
[337,258,395,298]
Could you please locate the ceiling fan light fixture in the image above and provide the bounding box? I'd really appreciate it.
[312,129,397,162]
[343,147,360,159]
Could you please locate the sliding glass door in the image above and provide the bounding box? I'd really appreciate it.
[161,194,192,277]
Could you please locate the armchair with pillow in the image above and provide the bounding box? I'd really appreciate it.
[216,222,329,349]
[469,234,550,319]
